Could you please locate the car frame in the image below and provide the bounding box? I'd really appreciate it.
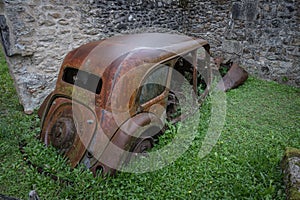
[38,33,246,176]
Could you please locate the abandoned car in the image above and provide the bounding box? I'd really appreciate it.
[38,33,247,175]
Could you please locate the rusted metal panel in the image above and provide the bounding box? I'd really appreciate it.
[220,63,249,92]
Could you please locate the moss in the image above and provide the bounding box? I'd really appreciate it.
[285,147,300,158]
[281,147,300,170]
[289,187,300,200]
[179,0,189,8]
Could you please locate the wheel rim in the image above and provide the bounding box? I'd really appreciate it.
[126,137,154,164]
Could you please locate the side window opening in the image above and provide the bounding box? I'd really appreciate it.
[167,48,209,121]
[62,67,102,94]
[171,54,207,95]
[167,56,192,121]
[139,64,169,105]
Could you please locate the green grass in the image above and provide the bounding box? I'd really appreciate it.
[0,48,299,199]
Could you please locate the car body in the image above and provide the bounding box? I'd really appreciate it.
[38,33,246,175]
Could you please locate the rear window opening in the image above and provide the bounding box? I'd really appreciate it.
[62,67,102,94]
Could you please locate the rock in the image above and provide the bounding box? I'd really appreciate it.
[222,40,243,54]
[40,19,56,26]
[28,190,40,200]
[57,19,69,25]
[48,12,61,19]
[281,147,300,200]
[116,23,127,30]
[128,14,134,22]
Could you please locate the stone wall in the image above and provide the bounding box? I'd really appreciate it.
[0,0,299,113]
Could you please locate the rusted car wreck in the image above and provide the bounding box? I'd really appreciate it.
[38,33,248,175]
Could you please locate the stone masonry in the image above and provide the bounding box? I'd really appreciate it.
[0,0,299,113]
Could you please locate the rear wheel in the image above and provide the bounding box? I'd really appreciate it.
[126,137,154,164]
[132,138,154,155]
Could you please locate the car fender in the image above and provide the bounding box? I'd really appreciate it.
[96,112,163,172]
[38,92,55,124]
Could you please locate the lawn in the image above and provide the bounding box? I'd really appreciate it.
[0,49,299,199]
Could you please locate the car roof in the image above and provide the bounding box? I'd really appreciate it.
[57,33,209,110]
[61,33,208,75]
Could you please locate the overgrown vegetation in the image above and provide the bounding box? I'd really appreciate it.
[0,49,299,199]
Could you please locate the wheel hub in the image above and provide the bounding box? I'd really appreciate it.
[50,117,76,153]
